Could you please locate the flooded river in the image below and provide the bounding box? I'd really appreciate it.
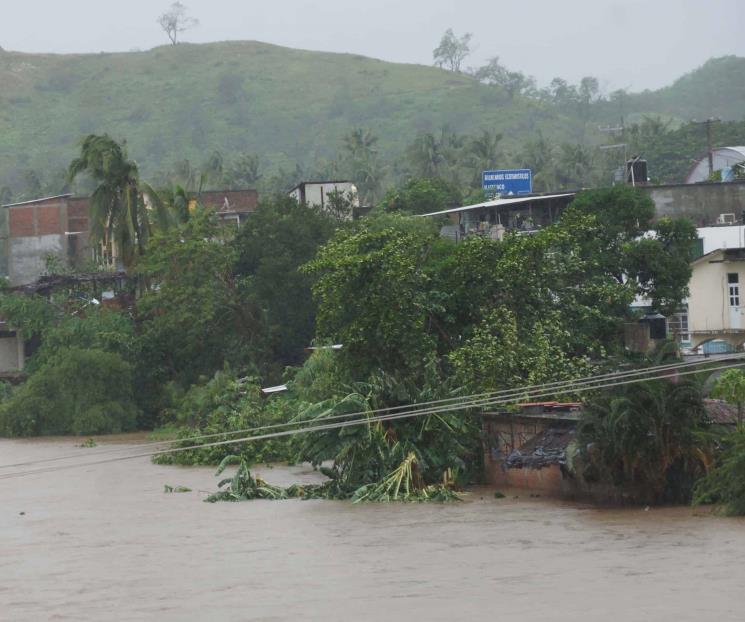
[1,437,744,621]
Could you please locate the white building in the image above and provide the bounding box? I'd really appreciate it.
[288,181,359,217]
[687,247,745,351]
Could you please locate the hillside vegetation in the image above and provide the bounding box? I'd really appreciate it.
[1,42,744,195]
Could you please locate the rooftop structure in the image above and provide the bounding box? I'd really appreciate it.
[685,146,745,183]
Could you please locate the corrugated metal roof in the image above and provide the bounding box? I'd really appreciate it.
[419,192,576,218]
[2,193,73,208]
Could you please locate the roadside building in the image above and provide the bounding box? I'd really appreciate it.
[421,181,745,239]
[481,400,737,499]
[687,247,745,352]
[482,403,581,496]
[420,192,576,240]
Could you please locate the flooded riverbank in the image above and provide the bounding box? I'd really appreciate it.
[1,437,744,621]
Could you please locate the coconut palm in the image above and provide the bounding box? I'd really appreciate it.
[578,377,709,501]
[343,129,385,205]
[467,130,502,187]
[343,128,378,159]
[407,133,446,179]
[68,134,147,268]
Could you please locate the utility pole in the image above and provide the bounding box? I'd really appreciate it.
[692,117,721,177]
[599,118,627,183]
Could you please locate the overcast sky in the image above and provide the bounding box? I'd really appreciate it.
[2,0,743,91]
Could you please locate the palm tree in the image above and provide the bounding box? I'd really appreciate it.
[468,130,502,187]
[343,128,378,159]
[68,134,146,268]
[343,129,385,205]
[578,377,708,501]
[407,133,446,179]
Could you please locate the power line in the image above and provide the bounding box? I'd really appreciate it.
[1,354,741,470]
[0,359,739,481]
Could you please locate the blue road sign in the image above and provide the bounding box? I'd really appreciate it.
[482,169,533,196]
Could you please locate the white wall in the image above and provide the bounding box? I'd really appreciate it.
[291,182,359,211]
[698,226,745,254]
[688,255,745,338]
[0,334,23,372]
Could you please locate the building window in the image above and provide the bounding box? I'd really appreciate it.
[669,307,690,344]
[729,273,740,307]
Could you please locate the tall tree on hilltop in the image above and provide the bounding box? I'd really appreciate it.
[157,2,199,46]
[433,29,472,73]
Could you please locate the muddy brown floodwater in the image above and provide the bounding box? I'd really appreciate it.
[1,437,745,622]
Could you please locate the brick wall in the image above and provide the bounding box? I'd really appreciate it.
[37,206,61,235]
[67,197,89,233]
[7,197,67,238]
[8,208,35,237]
[200,190,258,213]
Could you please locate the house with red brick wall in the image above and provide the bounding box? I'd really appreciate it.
[1,194,90,286]
[188,189,259,225]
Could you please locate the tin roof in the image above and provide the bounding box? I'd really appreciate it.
[503,425,576,469]
[418,192,576,218]
[2,193,72,208]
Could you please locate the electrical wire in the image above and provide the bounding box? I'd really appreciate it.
[0,359,740,481]
[1,353,739,470]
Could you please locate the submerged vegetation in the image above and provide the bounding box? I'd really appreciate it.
[576,377,711,503]
[693,427,745,515]
[204,453,461,504]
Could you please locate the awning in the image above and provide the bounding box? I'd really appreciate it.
[419,192,576,218]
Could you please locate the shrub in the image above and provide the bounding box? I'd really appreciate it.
[576,378,709,503]
[693,428,745,515]
[153,368,293,466]
[0,348,139,437]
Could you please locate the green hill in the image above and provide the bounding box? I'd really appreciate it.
[624,56,745,122]
[1,41,744,195]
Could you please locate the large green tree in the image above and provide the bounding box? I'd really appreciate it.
[232,195,338,370]
[305,186,696,390]
[135,211,262,399]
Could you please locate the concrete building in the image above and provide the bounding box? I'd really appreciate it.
[686,247,745,351]
[288,181,359,217]
[645,180,745,226]
[482,400,738,499]
[1,194,90,286]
